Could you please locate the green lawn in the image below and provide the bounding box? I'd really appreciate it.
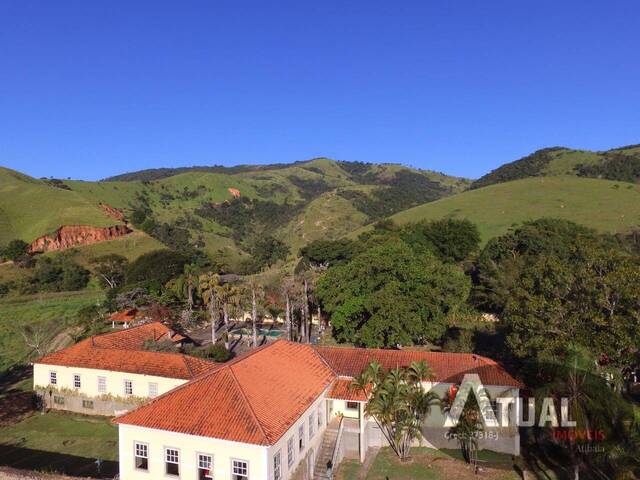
[336,448,519,480]
[0,411,118,476]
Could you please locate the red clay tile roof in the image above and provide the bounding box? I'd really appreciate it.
[108,308,138,323]
[114,340,336,445]
[315,346,523,388]
[34,324,214,380]
[328,378,368,402]
[93,322,187,349]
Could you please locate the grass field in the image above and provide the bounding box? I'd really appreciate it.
[0,290,104,372]
[0,411,118,476]
[384,176,640,243]
[335,447,519,480]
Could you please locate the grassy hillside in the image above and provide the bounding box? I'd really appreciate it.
[385,176,640,243]
[0,168,115,245]
[471,145,640,189]
[0,290,104,371]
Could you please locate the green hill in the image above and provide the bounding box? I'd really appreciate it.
[385,176,640,243]
[0,159,468,267]
[0,167,115,245]
[471,145,640,189]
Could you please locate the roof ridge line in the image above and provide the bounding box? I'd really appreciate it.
[228,365,270,444]
[311,344,338,377]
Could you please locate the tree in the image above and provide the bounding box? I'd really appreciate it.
[1,239,29,261]
[125,250,188,289]
[401,218,481,263]
[91,254,127,289]
[217,281,242,349]
[183,264,199,312]
[199,272,221,344]
[242,277,264,348]
[249,236,290,269]
[298,239,357,269]
[442,386,482,465]
[533,348,633,480]
[498,243,640,371]
[317,238,470,348]
[352,360,439,461]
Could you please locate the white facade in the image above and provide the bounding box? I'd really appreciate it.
[118,388,331,480]
[34,363,188,404]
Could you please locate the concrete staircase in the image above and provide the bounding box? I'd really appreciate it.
[313,419,341,479]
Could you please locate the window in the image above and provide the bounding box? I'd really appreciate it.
[309,413,315,439]
[98,376,107,394]
[134,442,148,471]
[298,424,305,452]
[82,399,94,409]
[165,448,180,476]
[73,374,81,389]
[124,379,133,396]
[287,437,295,467]
[197,453,213,480]
[273,450,281,480]
[232,459,248,480]
[49,371,57,385]
[53,395,64,405]
[318,405,323,428]
[346,401,359,410]
[148,382,158,398]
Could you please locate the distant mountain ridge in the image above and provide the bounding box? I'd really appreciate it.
[2,145,638,271]
[471,144,640,189]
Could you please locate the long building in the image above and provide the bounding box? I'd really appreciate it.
[112,340,522,480]
[33,322,216,416]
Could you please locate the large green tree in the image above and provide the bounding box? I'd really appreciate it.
[317,238,470,348]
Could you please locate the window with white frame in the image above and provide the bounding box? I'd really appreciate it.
[165,448,180,476]
[309,412,315,438]
[124,379,133,396]
[134,442,148,470]
[298,424,305,452]
[232,459,248,480]
[346,401,359,410]
[197,453,213,480]
[148,382,158,398]
[318,404,323,428]
[73,373,81,389]
[273,450,281,480]
[49,371,57,385]
[98,376,107,394]
[287,437,295,467]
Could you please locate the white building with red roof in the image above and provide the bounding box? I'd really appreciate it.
[33,322,216,416]
[113,340,523,480]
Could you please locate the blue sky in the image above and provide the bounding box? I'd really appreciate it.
[1,0,638,180]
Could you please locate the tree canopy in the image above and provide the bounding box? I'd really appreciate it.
[317,237,470,348]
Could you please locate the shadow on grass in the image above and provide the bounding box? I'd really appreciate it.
[0,444,117,478]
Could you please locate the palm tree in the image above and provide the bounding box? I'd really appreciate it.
[242,277,264,348]
[536,348,615,480]
[183,264,199,312]
[199,272,221,345]
[281,276,296,341]
[352,360,439,461]
[218,282,242,349]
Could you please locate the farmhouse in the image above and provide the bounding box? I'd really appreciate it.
[113,340,522,480]
[33,322,216,416]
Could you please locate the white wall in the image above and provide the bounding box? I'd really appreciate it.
[119,424,268,480]
[34,363,187,401]
[266,387,330,480]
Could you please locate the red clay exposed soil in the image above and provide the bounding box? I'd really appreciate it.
[28,224,131,253]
